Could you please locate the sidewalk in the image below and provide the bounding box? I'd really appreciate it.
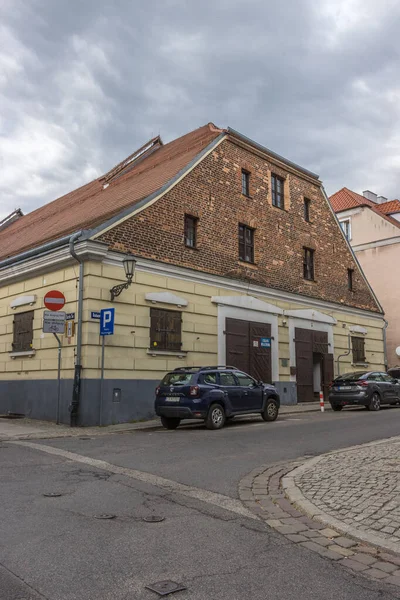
[0,401,329,441]
[240,436,400,590]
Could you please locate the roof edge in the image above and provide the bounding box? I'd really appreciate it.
[227,127,320,180]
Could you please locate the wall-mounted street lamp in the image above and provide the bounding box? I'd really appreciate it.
[110,252,137,301]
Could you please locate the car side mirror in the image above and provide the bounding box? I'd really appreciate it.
[257,380,263,387]
[393,379,399,384]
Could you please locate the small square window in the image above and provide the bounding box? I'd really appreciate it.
[150,308,182,351]
[271,174,285,209]
[304,198,311,222]
[340,219,351,240]
[184,215,198,248]
[303,247,315,281]
[241,170,250,197]
[238,224,255,263]
[348,268,354,291]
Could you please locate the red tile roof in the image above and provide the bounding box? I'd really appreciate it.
[378,199,400,215]
[0,123,223,262]
[329,187,400,229]
[329,187,375,212]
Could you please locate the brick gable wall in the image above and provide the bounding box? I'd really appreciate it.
[99,138,379,313]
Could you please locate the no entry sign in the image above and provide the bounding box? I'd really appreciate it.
[44,290,66,311]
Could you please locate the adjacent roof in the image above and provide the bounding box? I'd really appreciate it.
[330,187,400,229]
[379,199,400,215]
[0,123,223,262]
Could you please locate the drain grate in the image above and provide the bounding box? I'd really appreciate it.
[94,514,116,520]
[143,515,165,523]
[145,581,186,596]
[43,492,62,497]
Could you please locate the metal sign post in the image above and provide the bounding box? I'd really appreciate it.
[53,333,62,424]
[42,309,66,425]
[99,309,115,426]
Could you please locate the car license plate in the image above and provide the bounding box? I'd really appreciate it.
[166,396,180,402]
[339,386,352,391]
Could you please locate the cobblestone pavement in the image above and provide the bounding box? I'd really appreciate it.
[288,437,400,553]
[240,438,400,594]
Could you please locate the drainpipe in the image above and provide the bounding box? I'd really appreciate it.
[337,334,351,376]
[383,319,389,372]
[69,232,84,426]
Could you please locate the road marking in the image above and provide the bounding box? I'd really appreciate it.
[12,440,257,520]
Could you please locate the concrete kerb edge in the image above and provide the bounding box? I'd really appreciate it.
[281,436,400,556]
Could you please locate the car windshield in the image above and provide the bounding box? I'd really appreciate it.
[335,371,368,381]
[161,372,194,386]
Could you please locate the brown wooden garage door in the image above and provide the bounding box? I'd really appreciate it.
[225,318,272,383]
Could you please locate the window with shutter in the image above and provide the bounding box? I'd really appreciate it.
[12,311,34,352]
[352,336,366,363]
[150,308,182,351]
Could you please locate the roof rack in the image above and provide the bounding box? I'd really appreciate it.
[172,365,237,372]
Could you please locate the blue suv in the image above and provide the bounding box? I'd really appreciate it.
[155,366,280,430]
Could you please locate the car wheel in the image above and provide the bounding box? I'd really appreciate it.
[206,404,226,430]
[368,393,381,412]
[261,398,279,422]
[160,416,181,430]
[330,403,343,411]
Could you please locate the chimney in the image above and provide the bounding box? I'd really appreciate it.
[363,190,377,203]
[377,196,388,204]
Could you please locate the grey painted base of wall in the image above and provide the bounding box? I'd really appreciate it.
[0,378,298,427]
[273,381,297,405]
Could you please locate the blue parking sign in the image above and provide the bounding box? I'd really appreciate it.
[260,337,271,348]
[100,308,115,336]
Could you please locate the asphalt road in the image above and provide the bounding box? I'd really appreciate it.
[2,407,400,600]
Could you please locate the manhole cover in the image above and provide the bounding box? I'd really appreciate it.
[143,515,165,523]
[43,493,62,497]
[94,514,116,520]
[145,581,187,596]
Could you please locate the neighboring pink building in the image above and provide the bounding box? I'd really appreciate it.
[330,188,400,368]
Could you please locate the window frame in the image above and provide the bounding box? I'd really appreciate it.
[271,173,285,209]
[218,372,237,387]
[304,198,311,222]
[340,219,351,241]
[352,336,366,364]
[303,247,315,281]
[238,223,255,263]
[184,214,198,249]
[348,268,354,291]
[150,307,182,352]
[241,169,250,197]
[12,310,34,352]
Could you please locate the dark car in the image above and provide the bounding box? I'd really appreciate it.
[329,371,400,412]
[155,366,280,430]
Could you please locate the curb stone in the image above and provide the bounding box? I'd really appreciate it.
[239,447,400,594]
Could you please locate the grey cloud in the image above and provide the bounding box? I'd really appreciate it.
[1,0,400,220]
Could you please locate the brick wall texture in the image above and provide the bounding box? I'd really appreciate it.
[99,138,379,313]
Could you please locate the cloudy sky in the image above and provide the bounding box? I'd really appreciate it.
[1,0,400,219]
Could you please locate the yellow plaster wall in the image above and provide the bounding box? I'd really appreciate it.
[0,259,385,383]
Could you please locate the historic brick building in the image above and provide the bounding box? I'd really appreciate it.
[0,124,385,424]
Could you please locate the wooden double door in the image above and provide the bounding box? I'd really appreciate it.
[295,328,334,402]
[225,318,272,383]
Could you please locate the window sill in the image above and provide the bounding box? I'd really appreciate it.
[352,362,368,367]
[271,204,287,212]
[238,260,257,268]
[241,193,253,200]
[184,245,199,251]
[9,350,36,359]
[303,278,316,284]
[147,349,187,358]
